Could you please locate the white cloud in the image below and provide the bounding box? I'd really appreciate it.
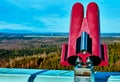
[2,0,120,33]
[6,0,69,10]
[0,20,70,32]
[34,14,70,32]
[0,21,35,31]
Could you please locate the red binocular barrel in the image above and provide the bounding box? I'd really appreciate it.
[61,2,108,67]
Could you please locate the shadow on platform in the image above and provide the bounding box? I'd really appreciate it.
[28,70,48,82]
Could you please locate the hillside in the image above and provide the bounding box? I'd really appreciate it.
[0,36,120,71]
[0,43,120,71]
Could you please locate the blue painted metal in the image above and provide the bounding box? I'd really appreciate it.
[0,68,120,82]
[0,68,74,82]
[108,76,120,82]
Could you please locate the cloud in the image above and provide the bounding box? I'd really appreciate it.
[0,19,70,33]
[0,21,36,31]
[6,0,69,10]
[1,0,120,33]
[34,14,70,32]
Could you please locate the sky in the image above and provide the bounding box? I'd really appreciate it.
[0,0,120,33]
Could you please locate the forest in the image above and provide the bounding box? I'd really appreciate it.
[0,36,120,72]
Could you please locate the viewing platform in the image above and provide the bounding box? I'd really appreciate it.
[0,68,120,82]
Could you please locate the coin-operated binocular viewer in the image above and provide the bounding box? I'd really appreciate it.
[60,2,108,82]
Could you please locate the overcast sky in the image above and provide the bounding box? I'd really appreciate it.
[0,0,120,33]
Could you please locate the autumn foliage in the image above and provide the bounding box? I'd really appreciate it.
[0,37,120,72]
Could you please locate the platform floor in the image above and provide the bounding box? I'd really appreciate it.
[0,68,120,82]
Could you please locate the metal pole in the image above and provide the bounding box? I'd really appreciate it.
[80,32,88,54]
[74,67,95,82]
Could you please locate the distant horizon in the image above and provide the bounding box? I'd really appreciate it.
[0,28,120,34]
